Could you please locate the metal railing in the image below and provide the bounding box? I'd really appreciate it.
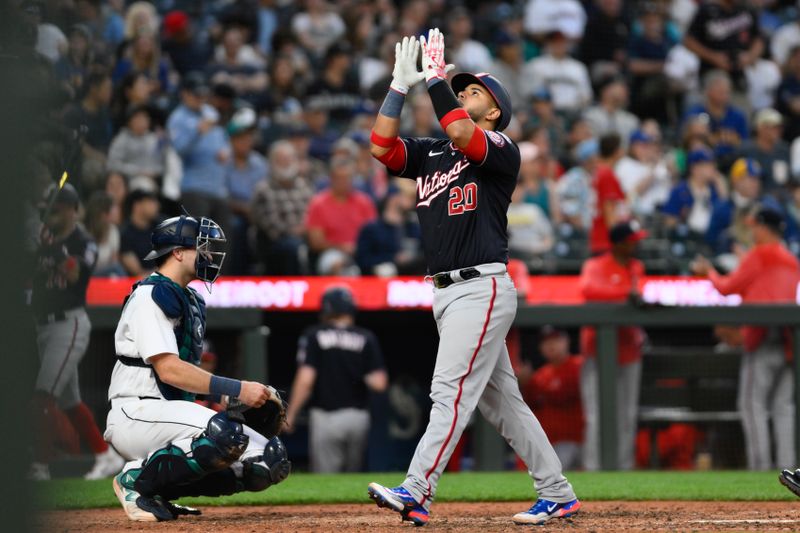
[513,304,800,470]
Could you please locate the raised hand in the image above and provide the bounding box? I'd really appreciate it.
[420,28,455,83]
[391,36,424,94]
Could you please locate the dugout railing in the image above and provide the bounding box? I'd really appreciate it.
[508,304,800,471]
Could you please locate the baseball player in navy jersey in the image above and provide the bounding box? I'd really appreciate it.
[30,183,124,481]
[104,215,290,522]
[366,29,579,527]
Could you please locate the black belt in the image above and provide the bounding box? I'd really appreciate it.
[431,267,481,289]
[36,309,80,326]
[117,355,150,368]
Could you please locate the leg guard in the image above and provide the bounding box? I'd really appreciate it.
[133,412,249,497]
[241,437,292,492]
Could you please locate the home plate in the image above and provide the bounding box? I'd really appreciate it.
[690,519,800,524]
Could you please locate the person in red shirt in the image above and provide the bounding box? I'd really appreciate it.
[305,155,378,274]
[590,133,628,255]
[524,327,584,470]
[579,220,647,470]
[692,207,800,470]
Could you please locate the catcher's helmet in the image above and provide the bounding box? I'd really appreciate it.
[321,286,356,316]
[144,215,226,284]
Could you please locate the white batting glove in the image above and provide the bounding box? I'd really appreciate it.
[390,36,424,94]
[420,28,455,83]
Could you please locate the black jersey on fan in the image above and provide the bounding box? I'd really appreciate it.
[297,324,385,411]
[386,131,520,274]
[32,226,97,316]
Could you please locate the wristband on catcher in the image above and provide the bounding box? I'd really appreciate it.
[210,376,242,398]
[379,87,406,118]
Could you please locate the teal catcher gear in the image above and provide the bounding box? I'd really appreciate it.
[144,215,227,284]
[117,273,206,401]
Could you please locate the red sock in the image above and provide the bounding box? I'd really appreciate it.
[66,402,108,454]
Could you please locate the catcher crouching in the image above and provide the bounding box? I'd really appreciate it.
[104,215,290,522]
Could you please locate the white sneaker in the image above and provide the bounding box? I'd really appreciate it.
[85,448,125,480]
[113,472,158,522]
[28,462,50,481]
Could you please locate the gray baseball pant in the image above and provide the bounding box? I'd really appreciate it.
[309,407,370,473]
[580,357,641,471]
[402,265,575,509]
[35,308,91,409]
[738,342,795,470]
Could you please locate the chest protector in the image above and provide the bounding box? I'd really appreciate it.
[120,274,207,401]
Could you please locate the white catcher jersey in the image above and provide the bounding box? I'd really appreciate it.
[108,282,180,401]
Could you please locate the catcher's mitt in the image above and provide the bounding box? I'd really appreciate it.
[227,386,287,439]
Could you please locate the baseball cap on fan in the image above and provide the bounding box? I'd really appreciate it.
[610,220,648,245]
[451,72,513,131]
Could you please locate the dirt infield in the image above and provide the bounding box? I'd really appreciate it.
[36,501,800,532]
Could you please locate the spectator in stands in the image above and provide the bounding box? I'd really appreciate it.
[684,70,748,163]
[523,0,586,41]
[23,1,67,63]
[524,90,567,156]
[518,141,557,220]
[590,133,628,255]
[119,188,159,277]
[208,25,268,107]
[356,188,423,276]
[579,220,648,470]
[523,327,584,470]
[112,28,170,94]
[305,155,377,275]
[771,19,800,68]
[615,130,672,220]
[683,0,763,89]
[291,0,346,61]
[107,105,165,193]
[557,138,598,234]
[738,108,792,197]
[491,31,525,111]
[303,99,339,164]
[225,107,267,274]
[692,208,800,470]
[160,10,212,77]
[110,71,155,131]
[54,24,94,98]
[251,141,314,275]
[167,72,232,232]
[122,1,159,47]
[777,46,800,143]
[705,158,782,259]
[264,53,306,133]
[662,148,727,239]
[446,7,492,74]
[507,177,555,258]
[674,114,713,175]
[64,69,114,192]
[104,172,127,226]
[583,76,640,145]
[578,0,629,81]
[627,3,676,122]
[523,30,593,116]
[85,191,124,277]
[305,42,362,129]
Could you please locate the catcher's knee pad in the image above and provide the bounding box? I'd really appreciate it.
[134,412,249,497]
[241,437,292,492]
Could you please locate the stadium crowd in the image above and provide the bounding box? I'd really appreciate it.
[18,0,800,277]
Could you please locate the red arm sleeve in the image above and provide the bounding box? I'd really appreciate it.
[708,250,760,296]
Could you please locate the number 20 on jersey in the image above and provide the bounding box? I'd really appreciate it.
[448,183,477,216]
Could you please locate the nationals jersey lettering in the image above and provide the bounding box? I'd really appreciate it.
[389,132,520,273]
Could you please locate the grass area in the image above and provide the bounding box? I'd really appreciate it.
[40,471,795,510]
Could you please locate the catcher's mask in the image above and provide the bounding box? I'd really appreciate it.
[144,215,227,287]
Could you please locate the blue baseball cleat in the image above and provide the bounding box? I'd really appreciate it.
[512,498,581,525]
[368,482,429,526]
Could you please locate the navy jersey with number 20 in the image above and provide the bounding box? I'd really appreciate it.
[386,129,520,274]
